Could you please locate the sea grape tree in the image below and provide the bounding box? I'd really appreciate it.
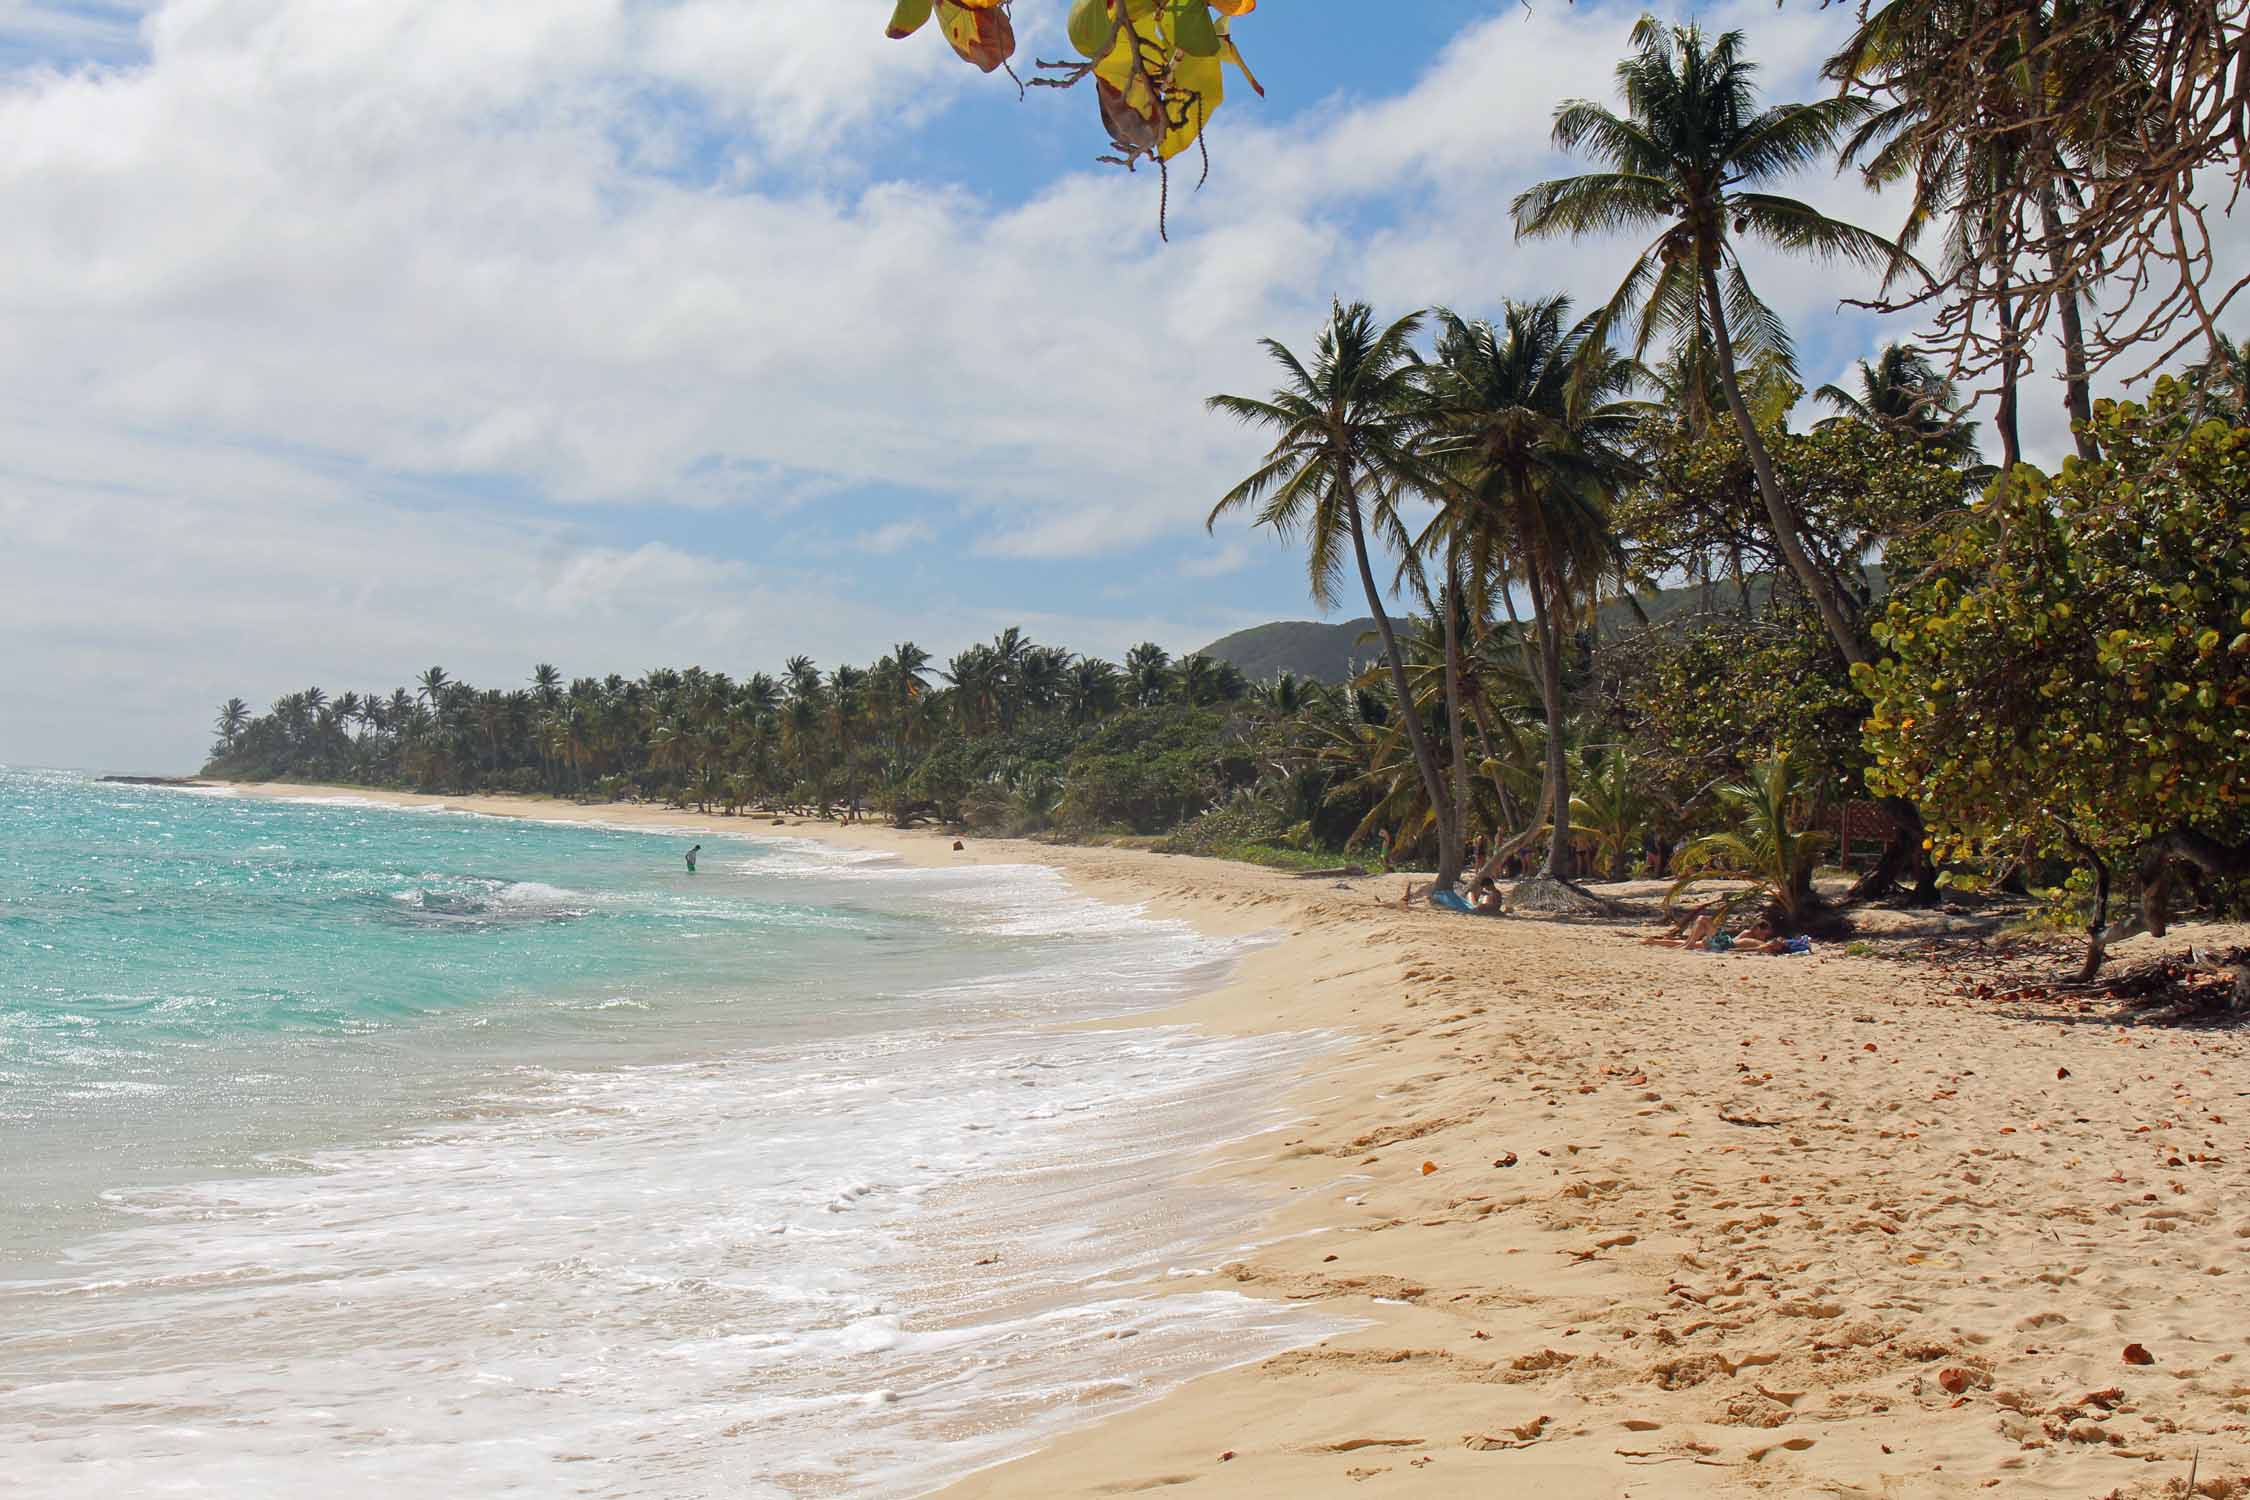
[1857,380,2250,975]
[884,0,1263,232]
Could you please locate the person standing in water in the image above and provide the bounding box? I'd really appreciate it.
[685,844,701,873]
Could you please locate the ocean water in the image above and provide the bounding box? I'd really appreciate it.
[0,769,1339,1497]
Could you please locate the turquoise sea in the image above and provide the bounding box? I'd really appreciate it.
[0,769,1333,1497]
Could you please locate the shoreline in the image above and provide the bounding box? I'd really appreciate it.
[218,782,2250,1498]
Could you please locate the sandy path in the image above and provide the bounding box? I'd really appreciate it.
[226,787,2250,1497]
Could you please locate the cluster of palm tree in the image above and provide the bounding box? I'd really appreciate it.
[210,17,2235,922]
[1206,16,2105,904]
[207,634,1260,819]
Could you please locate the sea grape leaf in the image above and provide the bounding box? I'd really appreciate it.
[885,0,933,40]
[935,0,1014,71]
[1159,51,1224,159]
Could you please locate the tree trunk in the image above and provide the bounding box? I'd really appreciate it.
[1844,795,1940,907]
[1465,694,1522,834]
[2038,183,2099,462]
[1701,261,1869,668]
[1345,491,1459,892]
[1440,547,1472,880]
[1994,285,2024,471]
[1530,554,1575,881]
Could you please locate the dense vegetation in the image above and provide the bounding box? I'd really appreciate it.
[208,14,2250,975]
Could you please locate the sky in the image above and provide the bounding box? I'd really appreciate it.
[0,0,2136,771]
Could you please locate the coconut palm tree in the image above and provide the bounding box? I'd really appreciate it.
[1668,750,1834,929]
[890,641,931,760]
[1419,296,1642,882]
[1208,299,1463,891]
[1824,0,2137,464]
[1124,642,1172,706]
[1569,746,1656,881]
[2187,331,2250,423]
[1814,342,1982,464]
[830,664,868,820]
[1513,19,1897,668]
[214,697,251,750]
[416,666,450,712]
[1067,658,1124,724]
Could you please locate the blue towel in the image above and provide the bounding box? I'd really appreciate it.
[1430,888,1474,914]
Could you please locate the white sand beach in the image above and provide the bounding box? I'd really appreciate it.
[230,785,2250,1499]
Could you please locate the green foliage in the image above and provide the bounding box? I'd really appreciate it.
[1668,751,1836,926]
[1857,380,2250,882]
[1567,746,1654,880]
[1056,708,1257,834]
[1619,413,1964,605]
[1603,600,1871,820]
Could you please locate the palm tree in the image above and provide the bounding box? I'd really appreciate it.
[531,663,562,708]
[1420,296,1641,882]
[1569,747,1655,881]
[1813,341,1981,463]
[1825,0,2131,464]
[783,656,821,703]
[831,664,868,820]
[1067,658,1124,724]
[1019,645,1071,719]
[1124,642,1172,706]
[1176,652,1221,707]
[1668,751,1835,930]
[1513,19,1896,668]
[2187,331,2250,423]
[890,641,931,760]
[416,666,450,712]
[214,697,251,750]
[1209,299,1463,891]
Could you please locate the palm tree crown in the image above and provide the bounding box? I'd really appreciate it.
[1512,18,1900,667]
[1208,299,1465,889]
[1513,19,1893,368]
[1814,341,1981,463]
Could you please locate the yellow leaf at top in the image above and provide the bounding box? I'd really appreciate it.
[1159,52,1224,160]
[1211,0,1255,13]
[1092,5,1164,94]
[934,0,1014,70]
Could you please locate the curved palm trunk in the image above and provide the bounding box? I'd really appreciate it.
[2037,183,2099,462]
[1994,285,2024,470]
[1701,258,1940,906]
[1699,260,1869,669]
[1344,492,1459,891]
[1465,694,1522,833]
[1528,553,1575,881]
[1440,546,1472,877]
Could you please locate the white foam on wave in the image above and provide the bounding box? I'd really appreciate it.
[0,817,1344,1497]
[0,1010,1347,1498]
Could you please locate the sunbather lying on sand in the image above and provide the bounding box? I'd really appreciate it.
[1726,916,1813,955]
[1641,906,1720,948]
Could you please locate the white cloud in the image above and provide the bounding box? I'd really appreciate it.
[1180,540,1250,580]
[0,0,2151,770]
[857,518,932,555]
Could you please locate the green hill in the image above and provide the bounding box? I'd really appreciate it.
[1195,618,1382,684]
[1197,573,1860,684]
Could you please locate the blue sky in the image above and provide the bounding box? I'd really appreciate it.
[0,0,2087,770]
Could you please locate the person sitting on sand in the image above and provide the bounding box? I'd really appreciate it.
[1471,873,1506,914]
[685,844,701,873]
